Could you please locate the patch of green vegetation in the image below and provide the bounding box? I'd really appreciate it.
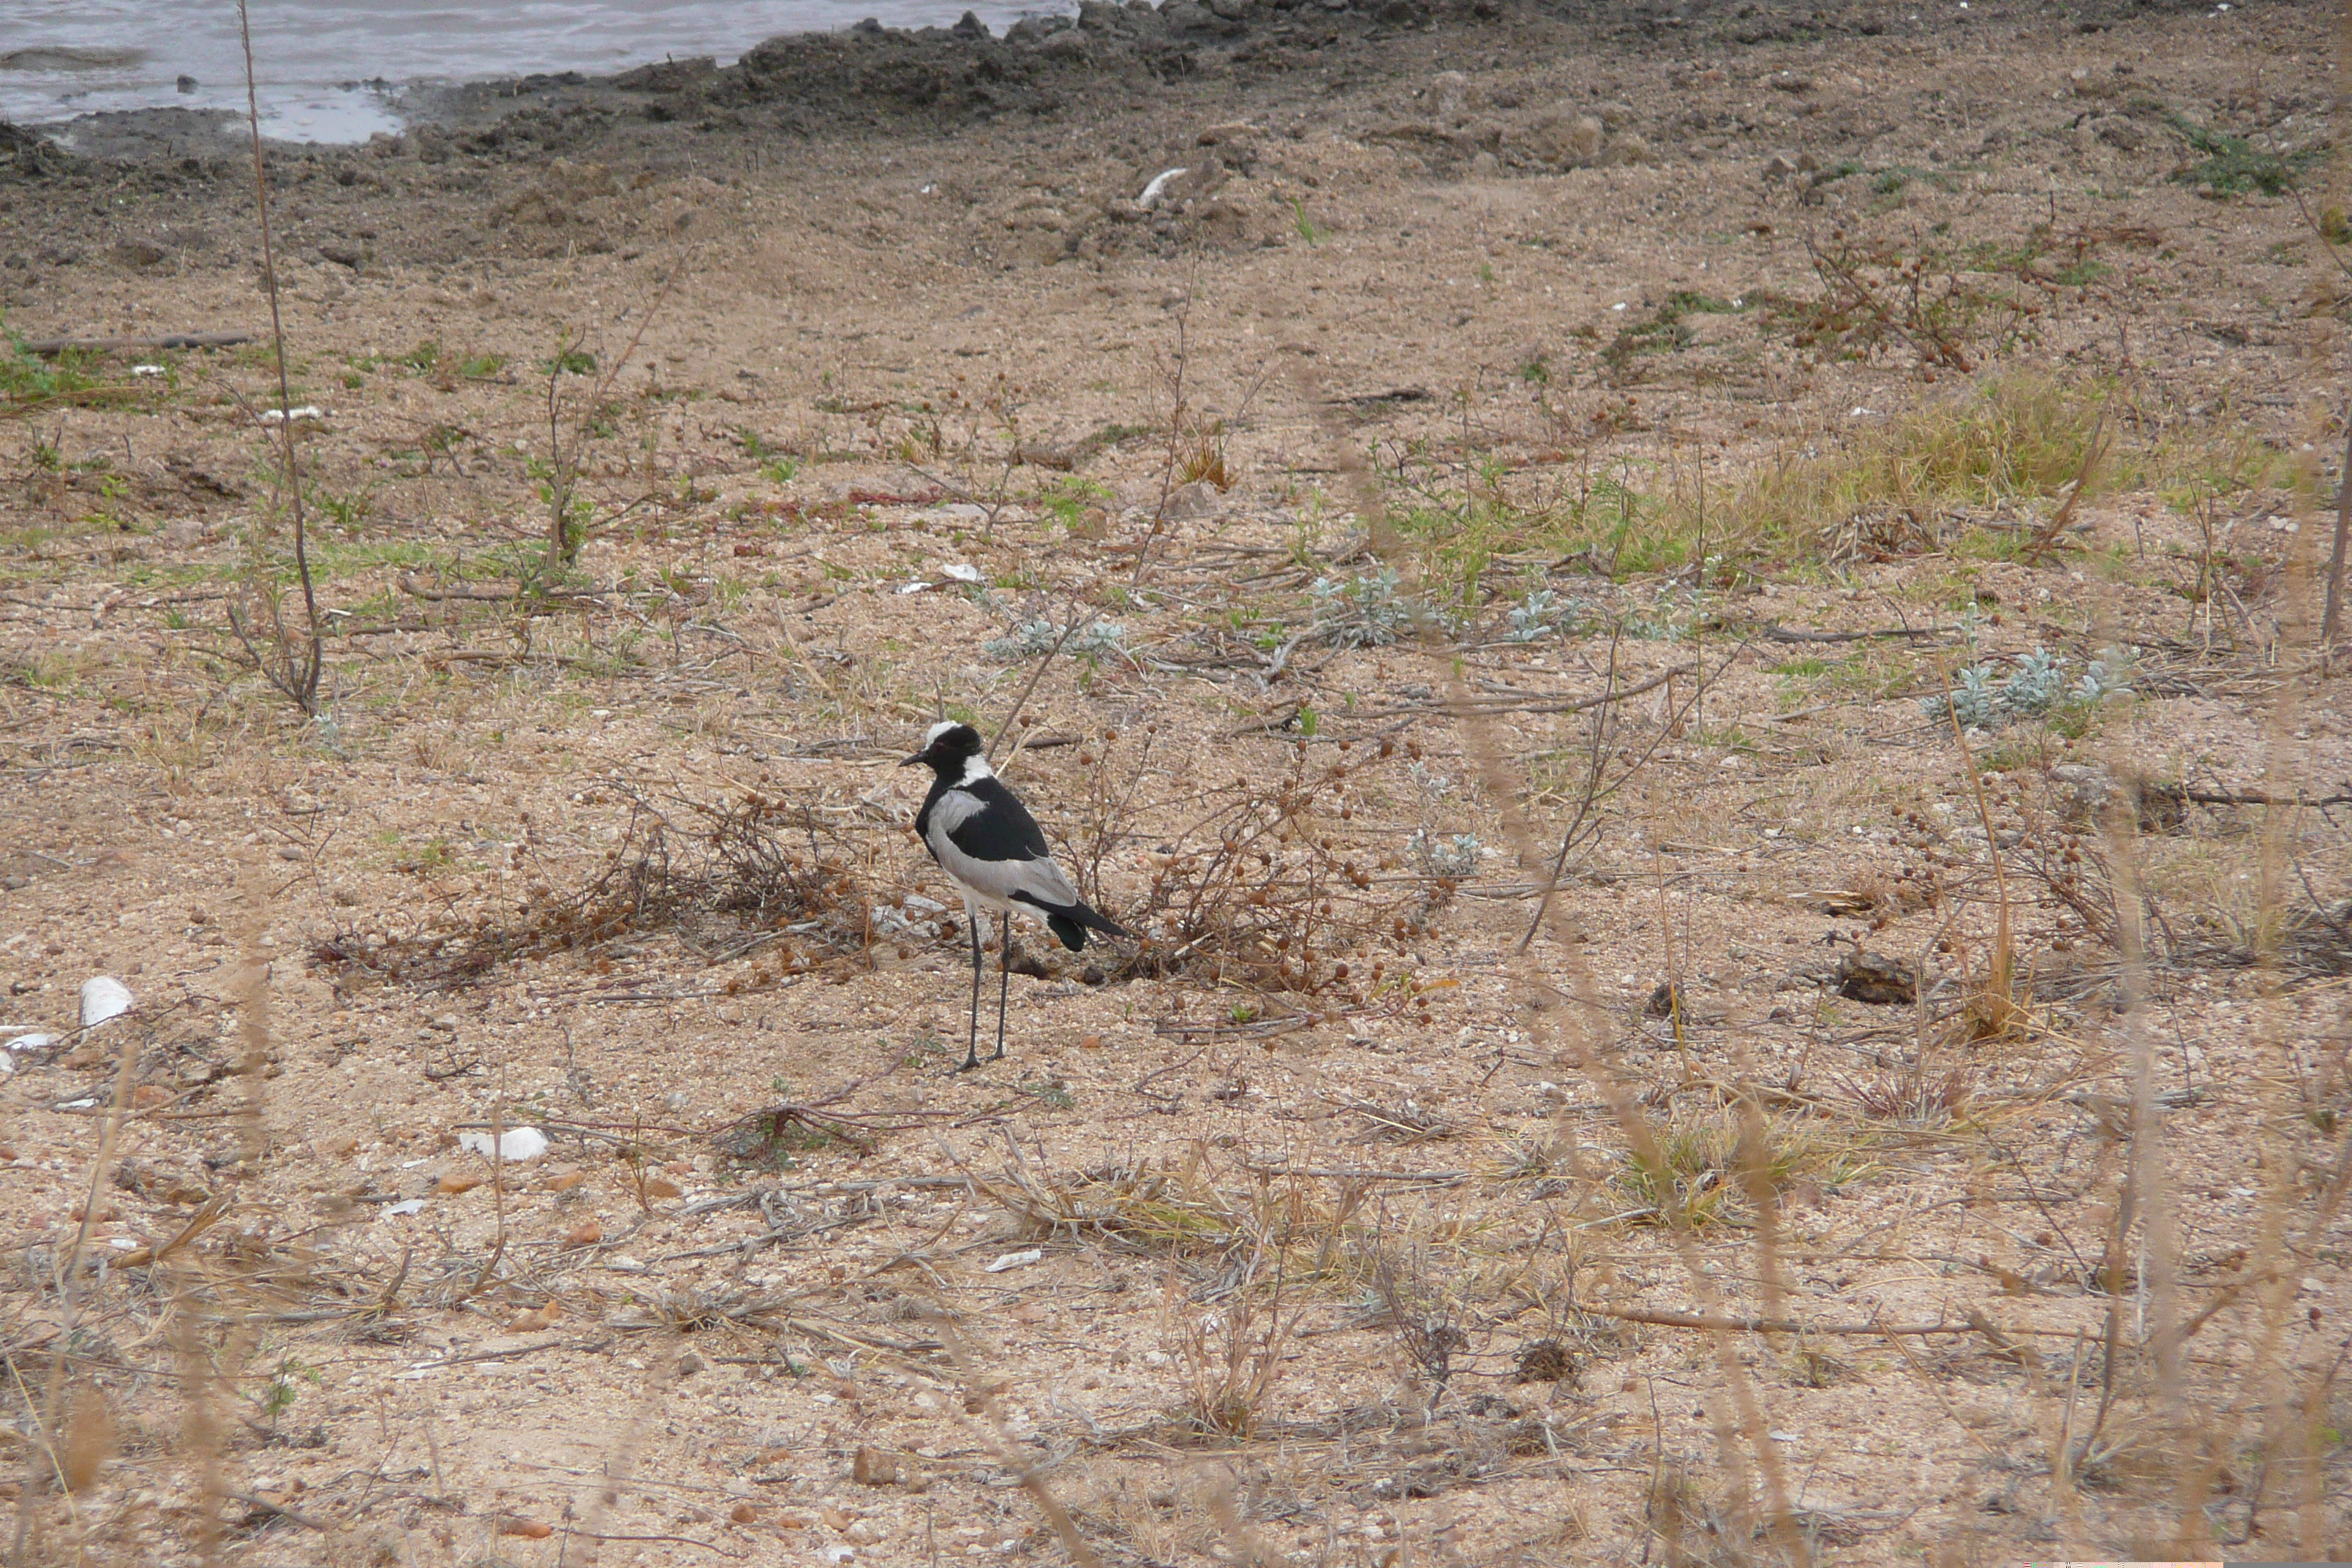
[306,537,454,579]
[1976,733,2054,774]
[309,485,373,532]
[5,649,83,691]
[1292,197,1324,246]
[400,339,442,371]
[1603,290,1745,369]
[1719,376,2117,560]
[257,1354,322,1425]
[1036,475,1109,532]
[2167,113,2313,197]
[459,352,507,379]
[1768,656,1831,678]
[1387,459,1670,603]
[1018,1078,1077,1111]
[1,323,130,412]
[1616,1112,1874,1230]
[546,348,598,377]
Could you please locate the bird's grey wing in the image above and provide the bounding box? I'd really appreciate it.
[926,813,1080,914]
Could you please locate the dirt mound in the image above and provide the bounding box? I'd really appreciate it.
[0,118,77,181]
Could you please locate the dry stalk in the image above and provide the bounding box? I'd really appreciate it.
[556,1339,682,1566]
[2236,456,2332,1555]
[1205,1476,1296,1568]
[2020,408,2109,565]
[2299,8,2352,641]
[930,1318,1106,1568]
[6,1006,140,1563]
[1164,1254,1295,1440]
[988,591,1105,764]
[542,257,686,576]
[2081,605,2198,1542]
[2133,445,2332,1551]
[1288,360,1816,1566]
[1937,653,2029,1041]
[225,0,320,715]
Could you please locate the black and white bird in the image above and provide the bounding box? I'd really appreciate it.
[902,721,1128,1071]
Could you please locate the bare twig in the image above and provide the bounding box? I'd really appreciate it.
[2021,409,2111,565]
[20,332,252,355]
[230,0,320,715]
[2327,405,2351,644]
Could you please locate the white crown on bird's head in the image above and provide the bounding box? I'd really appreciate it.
[907,721,992,780]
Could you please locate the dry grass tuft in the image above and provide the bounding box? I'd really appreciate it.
[1162,1259,1296,1441]
[1614,1107,1869,1231]
[1716,375,2287,563]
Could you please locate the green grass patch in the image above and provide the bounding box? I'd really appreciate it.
[1602,290,1744,371]
[2167,113,2313,197]
[1389,463,1671,601]
[1716,376,2127,559]
[1,325,142,415]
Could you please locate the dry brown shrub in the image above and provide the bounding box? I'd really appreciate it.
[310,783,872,992]
[1112,734,1450,996]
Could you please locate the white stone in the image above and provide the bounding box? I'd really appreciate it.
[458,1127,550,1162]
[79,977,134,1029]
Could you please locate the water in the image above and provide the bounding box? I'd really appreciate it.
[0,0,1072,143]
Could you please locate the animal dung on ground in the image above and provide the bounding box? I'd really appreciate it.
[457,1126,551,1162]
[1836,950,1918,1006]
[78,976,134,1029]
[1513,1338,1578,1384]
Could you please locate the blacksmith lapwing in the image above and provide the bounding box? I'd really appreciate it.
[902,721,1128,1071]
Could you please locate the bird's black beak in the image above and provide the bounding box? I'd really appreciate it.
[901,748,930,768]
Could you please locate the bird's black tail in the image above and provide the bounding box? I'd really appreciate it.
[1019,893,1129,953]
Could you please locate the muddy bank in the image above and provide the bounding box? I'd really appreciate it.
[1,0,2275,304]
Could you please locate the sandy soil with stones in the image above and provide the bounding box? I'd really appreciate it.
[1,0,2349,1563]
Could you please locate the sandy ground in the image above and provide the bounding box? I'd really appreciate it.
[1,0,2349,1563]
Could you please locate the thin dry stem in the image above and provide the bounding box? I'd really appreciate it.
[230,0,321,715]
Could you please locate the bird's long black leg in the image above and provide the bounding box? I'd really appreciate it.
[960,910,983,1072]
[992,919,1011,1063]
